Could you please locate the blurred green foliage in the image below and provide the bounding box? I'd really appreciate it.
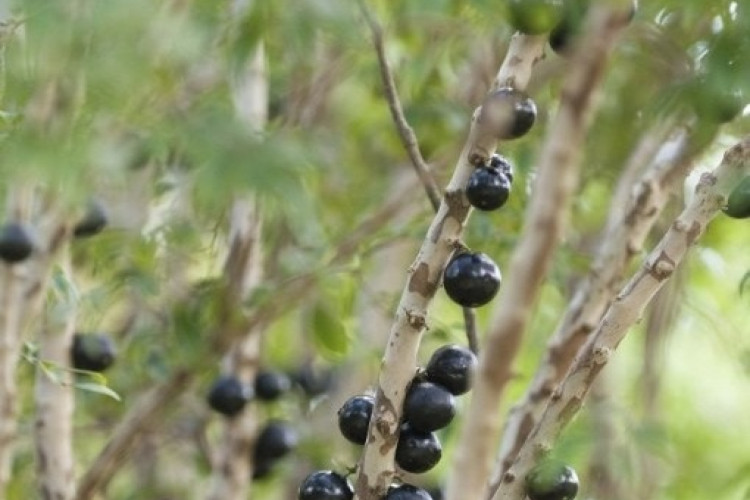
[4,0,750,498]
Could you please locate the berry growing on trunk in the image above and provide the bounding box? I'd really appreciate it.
[465,166,512,211]
[507,0,564,35]
[253,420,299,461]
[525,461,579,500]
[425,344,478,396]
[206,375,252,417]
[71,333,117,372]
[480,87,537,140]
[73,200,108,238]
[443,252,502,308]
[490,154,514,184]
[386,483,434,499]
[338,394,374,445]
[724,176,750,219]
[0,223,34,263]
[298,470,354,500]
[403,381,456,432]
[395,424,442,474]
[254,370,292,401]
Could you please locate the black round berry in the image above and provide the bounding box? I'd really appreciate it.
[489,154,514,184]
[73,200,108,239]
[386,483,433,500]
[425,344,477,396]
[403,381,455,432]
[253,419,299,461]
[71,333,117,373]
[206,375,252,417]
[507,0,564,35]
[338,394,374,445]
[298,470,354,500]
[0,223,33,264]
[293,364,335,397]
[254,370,291,401]
[724,176,750,219]
[443,252,502,308]
[395,424,442,474]
[480,87,537,140]
[466,166,511,211]
[525,461,579,500]
[252,458,275,480]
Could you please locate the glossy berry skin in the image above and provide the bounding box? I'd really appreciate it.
[403,381,455,432]
[253,420,299,461]
[481,87,537,140]
[0,223,33,263]
[507,0,564,35]
[254,370,291,401]
[395,424,442,474]
[386,483,433,500]
[724,176,750,219]
[338,394,374,445]
[298,470,354,500]
[466,167,511,211]
[425,344,477,396]
[206,376,252,417]
[73,200,108,238]
[489,154,514,184]
[443,252,502,308]
[71,333,117,373]
[525,461,579,500]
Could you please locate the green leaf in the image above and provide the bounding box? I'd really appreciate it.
[311,302,350,359]
[74,381,122,401]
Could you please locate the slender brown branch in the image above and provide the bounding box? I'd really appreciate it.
[353,28,546,500]
[445,7,629,500]
[358,1,481,353]
[75,370,192,500]
[357,0,442,211]
[493,134,750,500]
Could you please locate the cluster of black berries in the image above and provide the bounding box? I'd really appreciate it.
[207,365,334,480]
[0,200,107,265]
[297,345,476,499]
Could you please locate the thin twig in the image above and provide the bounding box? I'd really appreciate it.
[493,134,750,500]
[358,0,480,353]
[357,0,442,211]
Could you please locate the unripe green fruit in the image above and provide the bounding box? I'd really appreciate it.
[525,461,579,500]
[724,176,750,219]
[507,0,564,35]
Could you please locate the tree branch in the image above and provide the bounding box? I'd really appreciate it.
[353,29,547,500]
[492,134,750,500]
[445,8,630,500]
[488,122,709,490]
[74,370,192,500]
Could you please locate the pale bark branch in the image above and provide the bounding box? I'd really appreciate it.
[493,134,750,500]
[206,36,267,500]
[74,370,192,500]
[353,30,547,500]
[34,244,76,500]
[489,123,707,489]
[445,8,629,500]
[358,0,480,353]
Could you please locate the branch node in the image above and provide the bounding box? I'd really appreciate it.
[404,308,427,330]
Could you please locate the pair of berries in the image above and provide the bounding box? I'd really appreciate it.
[207,369,292,417]
[0,201,107,265]
[298,471,435,500]
[337,345,477,474]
